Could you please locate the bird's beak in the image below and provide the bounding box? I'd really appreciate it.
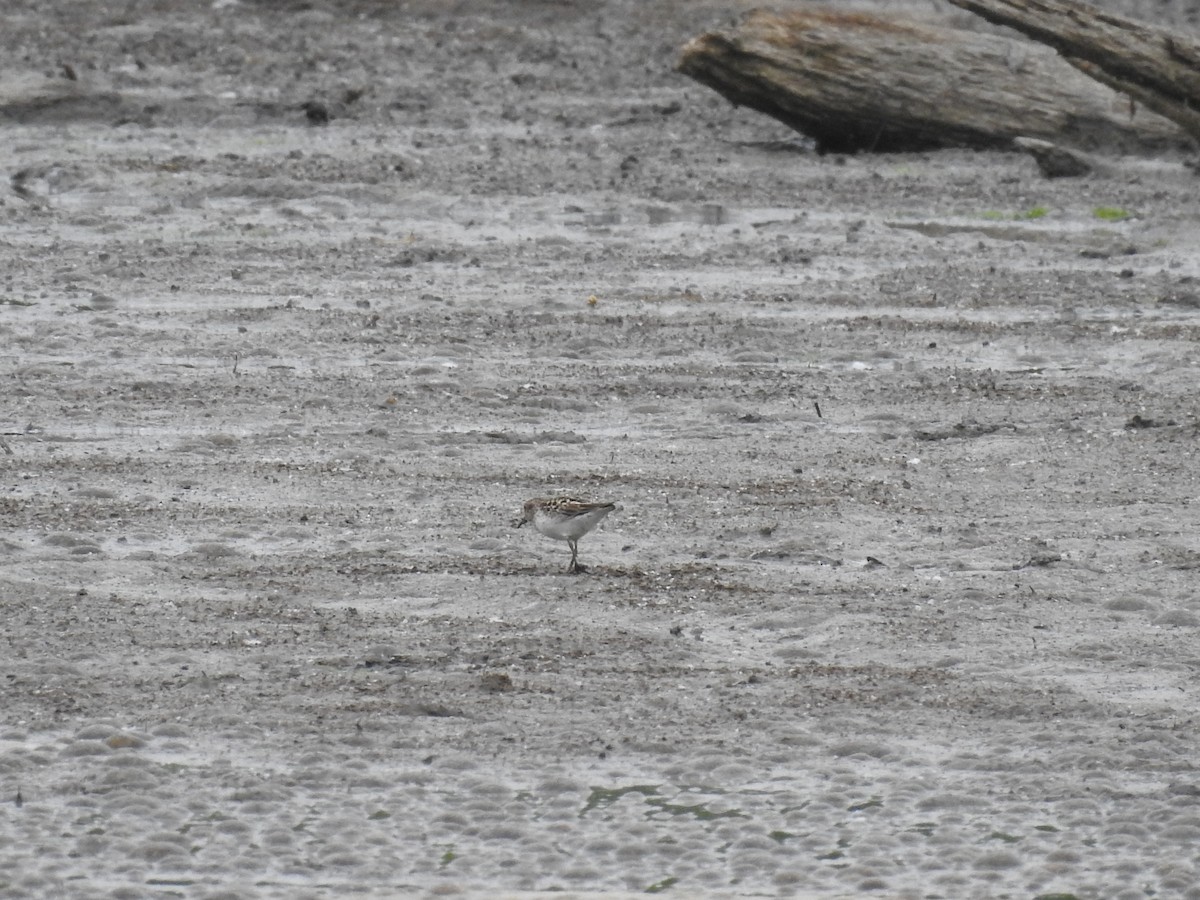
[514,517,527,528]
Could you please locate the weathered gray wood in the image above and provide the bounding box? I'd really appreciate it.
[945,0,1200,142]
[677,9,1184,154]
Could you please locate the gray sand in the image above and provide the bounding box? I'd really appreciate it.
[3,1,1200,898]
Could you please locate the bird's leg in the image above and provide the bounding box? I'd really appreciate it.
[567,539,586,574]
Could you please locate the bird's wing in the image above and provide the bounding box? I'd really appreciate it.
[558,498,615,517]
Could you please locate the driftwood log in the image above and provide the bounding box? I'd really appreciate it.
[677,9,1184,154]
[945,0,1200,144]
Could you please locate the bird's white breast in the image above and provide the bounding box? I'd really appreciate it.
[534,506,612,542]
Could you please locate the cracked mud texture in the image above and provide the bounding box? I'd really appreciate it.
[3,0,1200,898]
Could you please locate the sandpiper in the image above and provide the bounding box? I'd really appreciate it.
[517,497,617,573]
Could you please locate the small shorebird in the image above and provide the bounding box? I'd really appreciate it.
[517,497,617,573]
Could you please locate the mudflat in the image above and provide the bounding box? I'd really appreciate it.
[3,1,1200,898]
